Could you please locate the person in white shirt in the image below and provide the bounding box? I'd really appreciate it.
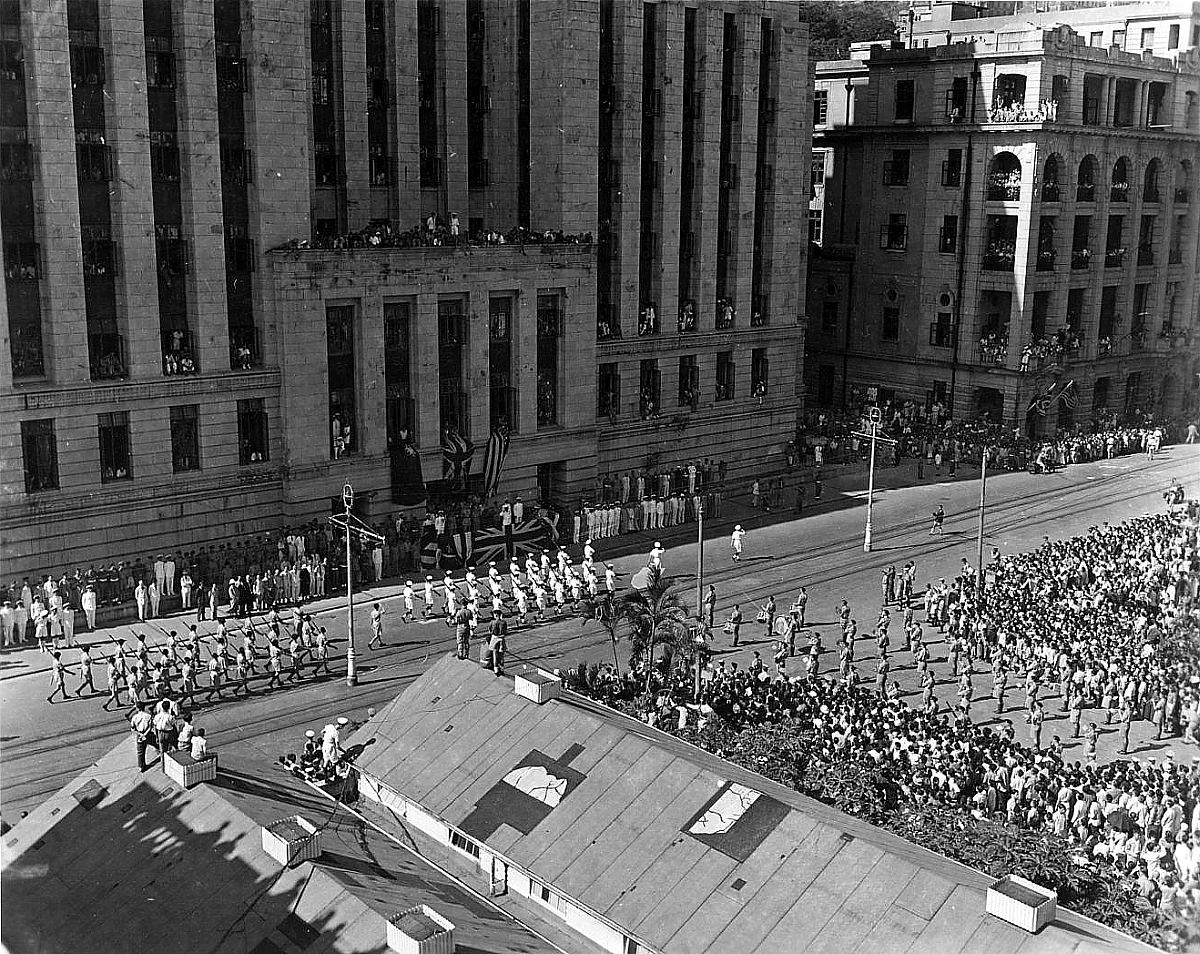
[0,601,13,646]
[731,525,746,562]
[81,585,98,630]
[513,497,524,523]
[189,728,208,760]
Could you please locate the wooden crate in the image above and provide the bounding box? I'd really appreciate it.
[261,815,321,866]
[986,875,1057,933]
[387,905,455,954]
[163,751,218,789]
[513,666,561,704]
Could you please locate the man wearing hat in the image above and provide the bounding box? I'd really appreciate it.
[730,525,746,562]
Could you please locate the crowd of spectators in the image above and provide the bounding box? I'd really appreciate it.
[274,216,592,253]
[575,504,1200,929]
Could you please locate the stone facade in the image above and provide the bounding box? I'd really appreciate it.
[2,0,810,580]
[806,24,1200,429]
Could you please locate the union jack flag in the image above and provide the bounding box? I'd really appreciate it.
[470,518,557,567]
[441,431,475,486]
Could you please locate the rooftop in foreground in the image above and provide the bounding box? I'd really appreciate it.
[354,656,1160,954]
[0,737,574,954]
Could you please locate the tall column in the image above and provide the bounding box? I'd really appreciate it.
[655,2,684,323]
[439,0,469,218]
[340,0,370,231]
[730,9,760,321]
[415,293,440,449]
[245,1,313,365]
[771,20,809,326]
[101,0,160,378]
[22,0,88,384]
[611,0,643,331]
[693,5,724,332]
[359,292,386,455]
[515,280,538,433]
[175,1,230,373]
[391,0,421,224]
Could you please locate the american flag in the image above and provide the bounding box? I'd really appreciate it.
[1057,379,1079,409]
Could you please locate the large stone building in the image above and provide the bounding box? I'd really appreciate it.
[805,1,1200,431]
[0,0,810,577]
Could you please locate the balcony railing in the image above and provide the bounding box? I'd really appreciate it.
[1104,247,1126,268]
[89,332,129,380]
[439,389,470,439]
[1144,187,1160,203]
[1110,182,1130,203]
[976,338,1008,365]
[229,325,262,369]
[1130,326,1147,351]
[1036,248,1056,271]
[1175,187,1190,204]
[715,299,736,330]
[1137,244,1155,267]
[1071,248,1092,269]
[986,176,1021,202]
[11,341,45,378]
[882,160,910,187]
[162,331,199,376]
[940,161,961,187]
[1041,182,1061,203]
[1076,183,1096,203]
[982,245,1015,270]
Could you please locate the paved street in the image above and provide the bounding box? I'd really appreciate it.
[2,443,1197,831]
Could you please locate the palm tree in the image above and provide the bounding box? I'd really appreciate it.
[616,578,699,692]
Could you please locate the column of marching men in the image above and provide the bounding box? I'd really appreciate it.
[42,539,624,709]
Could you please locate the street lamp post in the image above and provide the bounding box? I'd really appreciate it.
[695,500,704,618]
[976,446,989,596]
[343,482,357,687]
[852,407,897,553]
[329,481,384,688]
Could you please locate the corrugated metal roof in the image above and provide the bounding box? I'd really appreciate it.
[356,656,1160,954]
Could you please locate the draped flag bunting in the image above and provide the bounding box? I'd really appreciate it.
[441,431,475,486]
[481,427,511,498]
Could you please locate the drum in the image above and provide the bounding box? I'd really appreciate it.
[773,617,792,639]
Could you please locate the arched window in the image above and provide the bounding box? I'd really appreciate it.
[1143,159,1161,203]
[1110,157,1130,202]
[1042,154,1063,202]
[1077,155,1098,202]
[1186,91,1198,131]
[987,151,1022,200]
[1176,160,1193,204]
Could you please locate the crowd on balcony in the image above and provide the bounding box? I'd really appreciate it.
[987,98,1058,123]
[1019,328,1082,372]
[978,332,1009,364]
[573,505,1200,933]
[273,216,593,253]
[984,238,1017,267]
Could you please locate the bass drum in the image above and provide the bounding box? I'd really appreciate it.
[773,616,793,639]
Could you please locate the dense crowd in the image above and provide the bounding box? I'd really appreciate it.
[274,216,592,253]
[576,503,1200,925]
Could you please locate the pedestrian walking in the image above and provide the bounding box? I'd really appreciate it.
[47,651,69,703]
[74,644,96,696]
[929,505,945,535]
[727,604,743,648]
[730,525,745,562]
[368,602,385,649]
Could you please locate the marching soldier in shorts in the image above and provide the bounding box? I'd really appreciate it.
[47,651,69,703]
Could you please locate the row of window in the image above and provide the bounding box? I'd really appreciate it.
[19,401,270,494]
[597,350,770,420]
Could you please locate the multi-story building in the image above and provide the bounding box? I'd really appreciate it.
[1,0,809,578]
[806,3,1200,431]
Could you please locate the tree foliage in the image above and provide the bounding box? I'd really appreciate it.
[616,578,699,690]
[796,2,901,60]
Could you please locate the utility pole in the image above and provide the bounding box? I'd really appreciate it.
[695,500,704,618]
[976,446,989,596]
[852,406,897,553]
[329,481,384,687]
